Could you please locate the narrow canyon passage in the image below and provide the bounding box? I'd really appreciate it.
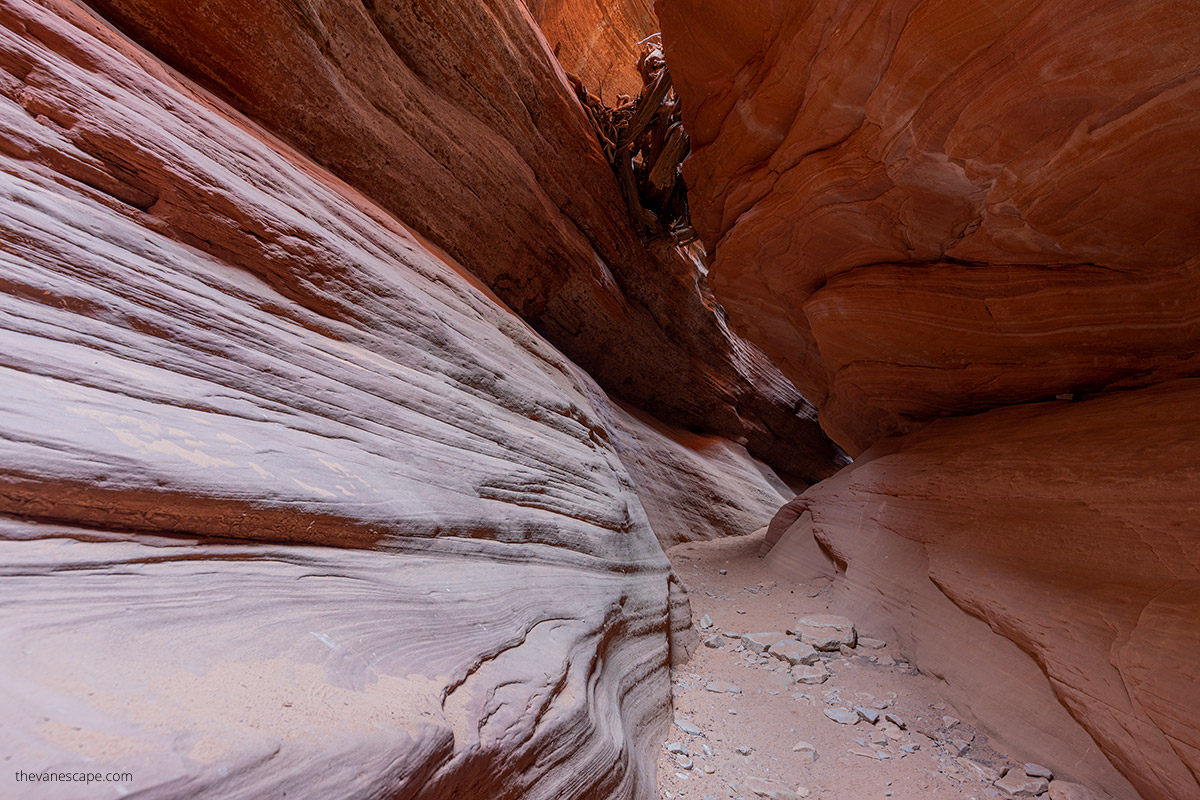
[0,1,1196,800]
[658,533,1083,800]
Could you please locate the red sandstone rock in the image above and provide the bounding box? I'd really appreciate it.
[527,0,658,98]
[82,0,844,481]
[0,1,787,795]
[660,0,1200,454]
[661,3,1200,796]
[765,383,1200,800]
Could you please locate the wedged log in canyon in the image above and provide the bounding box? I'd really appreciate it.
[0,1,782,795]
[80,0,845,482]
[658,0,1200,797]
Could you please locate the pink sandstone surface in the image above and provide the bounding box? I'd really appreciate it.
[0,1,786,796]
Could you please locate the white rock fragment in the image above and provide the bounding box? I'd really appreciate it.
[789,663,830,685]
[767,639,820,666]
[1025,763,1054,780]
[824,707,860,725]
[960,758,999,782]
[855,706,881,724]
[792,741,818,762]
[995,769,1050,797]
[789,614,857,650]
[742,631,787,653]
[850,749,891,760]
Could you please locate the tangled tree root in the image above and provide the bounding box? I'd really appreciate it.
[568,36,696,245]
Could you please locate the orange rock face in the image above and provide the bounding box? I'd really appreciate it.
[661,0,1200,453]
[660,1,1200,797]
[527,0,657,98]
[84,0,843,481]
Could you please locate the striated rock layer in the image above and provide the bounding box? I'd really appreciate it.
[660,0,1200,454]
[605,400,794,549]
[81,0,845,482]
[766,384,1200,800]
[660,1,1200,798]
[0,1,781,796]
[527,0,658,99]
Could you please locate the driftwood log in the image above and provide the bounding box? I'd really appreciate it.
[569,38,694,244]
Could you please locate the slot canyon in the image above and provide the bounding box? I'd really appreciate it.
[0,0,1195,798]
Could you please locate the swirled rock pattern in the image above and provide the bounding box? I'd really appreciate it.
[527,0,657,98]
[0,1,784,796]
[661,0,1200,453]
[604,400,794,548]
[660,1,1200,798]
[81,0,844,482]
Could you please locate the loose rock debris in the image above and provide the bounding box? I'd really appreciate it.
[657,532,1110,800]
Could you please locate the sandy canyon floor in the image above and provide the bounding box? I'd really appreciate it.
[657,531,1045,800]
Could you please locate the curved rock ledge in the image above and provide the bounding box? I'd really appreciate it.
[765,382,1200,800]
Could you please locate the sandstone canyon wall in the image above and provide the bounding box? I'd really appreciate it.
[659,1,1200,798]
[0,0,797,797]
[527,0,657,99]
[81,0,844,483]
